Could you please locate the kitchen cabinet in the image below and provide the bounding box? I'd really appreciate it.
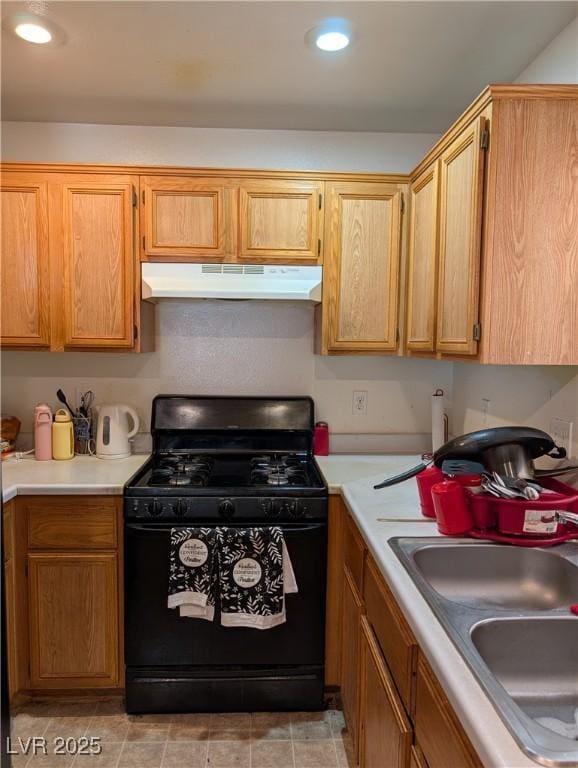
[61,180,136,348]
[317,181,404,354]
[406,85,578,364]
[141,176,237,261]
[341,565,363,760]
[325,496,345,687]
[1,177,50,348]
[4,496,123,697]
[405,164,439,353]
[336,510,482,768]
[415,655,482,768]
[0,170,149,352]
[238,179,323,262]
[436,116,486,356]
[28,552,119,688]
[358,616,412,768]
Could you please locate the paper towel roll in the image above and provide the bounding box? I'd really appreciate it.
[432,389,446,452]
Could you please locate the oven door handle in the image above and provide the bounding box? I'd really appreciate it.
[125,523,326,534]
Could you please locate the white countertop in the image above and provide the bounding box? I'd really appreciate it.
[1,454,149,503]
[341,476,547,768]
[315,453,421,494]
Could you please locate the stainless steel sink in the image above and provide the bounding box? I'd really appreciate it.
[390,538,578,766]
[412,544,578,610]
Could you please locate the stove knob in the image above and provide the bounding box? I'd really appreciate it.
[148,499,163,517]
[219,499,235,519]
[289,500,304,517]
[174,499,188,517]
[260,499,273,516]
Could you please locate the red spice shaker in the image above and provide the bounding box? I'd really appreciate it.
[313,421,329,456]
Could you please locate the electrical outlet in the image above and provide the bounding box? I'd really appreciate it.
[550,418,574,457]
[352,390,368,415]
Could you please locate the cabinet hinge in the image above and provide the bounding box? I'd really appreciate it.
[400,193,405,214]
[318,193,322,210]
[133,324,138,341]
[132,189,137,207]
[317,239,321,257]
[473,323,482,342]
[480,127,489,150]
[142,189,145,205]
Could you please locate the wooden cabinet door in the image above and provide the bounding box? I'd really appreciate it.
[415,655,482,768]
[28,552,119,688]
[323,182,402,353]
[61,181,135,348]
[1,177,50,347]
[341,565,363,759]
[436,117,487,355]
[141,176,236,261]
[406,163,439,352]
[238,180,323,262]
[359,617,412,768]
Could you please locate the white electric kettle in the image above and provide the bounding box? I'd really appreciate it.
[95,404,140,459]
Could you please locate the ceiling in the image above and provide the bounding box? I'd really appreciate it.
[2,1,576,133]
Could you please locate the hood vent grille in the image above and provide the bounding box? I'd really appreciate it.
[201,264,265,276]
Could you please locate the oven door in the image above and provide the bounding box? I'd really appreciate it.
[124,521,327,669]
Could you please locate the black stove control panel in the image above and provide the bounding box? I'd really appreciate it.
[125,495,326,522]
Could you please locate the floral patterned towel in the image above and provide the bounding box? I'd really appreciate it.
[219,527,298,630]
[167,527,219,621]
[167,526,298,629]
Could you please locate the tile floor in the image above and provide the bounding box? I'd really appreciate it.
[9,699,355,768]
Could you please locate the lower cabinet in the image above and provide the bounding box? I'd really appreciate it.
[4,496,123,698]
[358,616,412,768]
[341,565,363,755]
[338,508,482,768]
[28,552,119,689]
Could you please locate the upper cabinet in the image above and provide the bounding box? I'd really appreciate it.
[1,171,146,352]
[406,164,439,352]
[1,177,51,348]
[61,181,135,348]
[405,85,578,364]
[141,176,323,264]
[238,180,323,262]
[141,176,237,261]
[436,115,486,356]
[317,181,403,355]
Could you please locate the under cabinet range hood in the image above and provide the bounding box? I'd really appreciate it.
[141,263,322,303]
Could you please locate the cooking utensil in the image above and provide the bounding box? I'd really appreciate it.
[441,459,486,476]
[56,388,75,416]
[79,390,94,417]
[374,427,565,489]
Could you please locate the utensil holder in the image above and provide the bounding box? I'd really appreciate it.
[73,412,94,455]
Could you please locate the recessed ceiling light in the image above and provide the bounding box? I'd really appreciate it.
[315,31,350,52]
[14,22,52,44]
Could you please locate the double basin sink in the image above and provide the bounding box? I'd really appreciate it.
[389,539,578,766]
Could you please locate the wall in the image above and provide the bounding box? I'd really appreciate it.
[451,16,578,458]
[1,302,453,454]
[515,15,578,83]
[0,122,439,173]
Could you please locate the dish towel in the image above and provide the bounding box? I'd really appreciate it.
[219,526,298,629]
[168,527,219,621]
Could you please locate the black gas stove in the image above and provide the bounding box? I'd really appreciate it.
[125,396,327,523]
[123,396,328,714]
